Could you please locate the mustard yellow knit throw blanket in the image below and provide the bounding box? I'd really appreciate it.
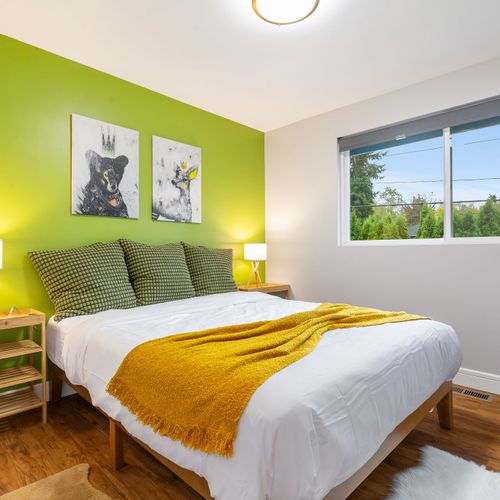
[107,303,424,457]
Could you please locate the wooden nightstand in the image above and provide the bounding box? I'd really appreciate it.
[238,283,290,299]
[0,309,47,424]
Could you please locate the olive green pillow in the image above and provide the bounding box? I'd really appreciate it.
[29,241,137,321]
[182,242,237,296]
[120,239,195,306]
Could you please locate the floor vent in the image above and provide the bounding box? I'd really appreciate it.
[0,420,9,432]
[453,385,492,402]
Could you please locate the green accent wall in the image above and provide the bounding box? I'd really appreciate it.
[0,35,265,317]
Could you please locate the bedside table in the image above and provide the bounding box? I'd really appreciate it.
[238,283,290,299]
[0,309,47,424]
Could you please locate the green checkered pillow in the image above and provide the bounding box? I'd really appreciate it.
[29,241,137,321]
[182,242,237,296]
[119,240,195,306]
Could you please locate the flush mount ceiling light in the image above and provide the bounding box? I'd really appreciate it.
[252,0,320,26]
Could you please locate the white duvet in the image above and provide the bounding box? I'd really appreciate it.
[47,292,462,500]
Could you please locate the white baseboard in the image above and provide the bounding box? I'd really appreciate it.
[33,381,76,401]
[453,367,500,395]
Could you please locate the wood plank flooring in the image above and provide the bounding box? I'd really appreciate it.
[0,389,498,499]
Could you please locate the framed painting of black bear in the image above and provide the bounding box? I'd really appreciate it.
[152,136,201,223]
[71,114,139,219]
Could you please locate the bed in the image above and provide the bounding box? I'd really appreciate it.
[47,291,462,500]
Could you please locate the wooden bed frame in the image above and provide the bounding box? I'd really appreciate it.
[50,362,453,500]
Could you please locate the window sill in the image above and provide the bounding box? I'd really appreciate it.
[341,236,500,247]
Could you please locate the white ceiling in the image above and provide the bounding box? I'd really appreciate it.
[2,0,500,131]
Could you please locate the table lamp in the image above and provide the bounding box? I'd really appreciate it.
[244,243,267,287]
[0,239,2,270]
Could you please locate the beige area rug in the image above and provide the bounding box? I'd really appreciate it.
[0,464,110,500]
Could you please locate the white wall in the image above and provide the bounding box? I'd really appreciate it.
[265,57,500,387]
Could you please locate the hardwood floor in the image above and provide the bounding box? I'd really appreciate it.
[0,389,498,499]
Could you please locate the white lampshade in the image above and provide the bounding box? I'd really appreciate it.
[244,243,267,262]
[0,240,2,270]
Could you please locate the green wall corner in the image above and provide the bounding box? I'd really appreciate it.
[0,35,265,316]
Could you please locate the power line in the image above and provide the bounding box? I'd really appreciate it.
[373,179,441,184]
[360,136,500,157]
[352,198,499,209]
[463,137,500,146]
[373,176,500,185]
[353,201,443,208]
[385,146,442,157]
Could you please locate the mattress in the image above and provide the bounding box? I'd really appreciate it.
[47,317,67,369]
[46,291,462,500]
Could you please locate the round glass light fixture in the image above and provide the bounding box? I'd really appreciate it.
[252,0,320,26]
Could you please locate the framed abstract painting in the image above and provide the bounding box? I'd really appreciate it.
[71,114,139,219]
[152,136,202,223]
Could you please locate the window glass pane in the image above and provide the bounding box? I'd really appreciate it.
[451,120,500,237]
[350,132,444,240]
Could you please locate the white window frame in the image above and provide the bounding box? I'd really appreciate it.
[339,127,500,246]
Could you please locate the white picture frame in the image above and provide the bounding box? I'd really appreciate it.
[152,136,202,223]
[72,114,139,219]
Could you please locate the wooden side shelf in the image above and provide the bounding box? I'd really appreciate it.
[0,310,45,330]
[0,308,46,424]
[0,389,43,419]
[0,365,43,390]
[0,340,43,360]
[238,283,290,298]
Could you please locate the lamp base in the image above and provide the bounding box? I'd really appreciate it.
[7,306,18,318]
[247,261,263,287]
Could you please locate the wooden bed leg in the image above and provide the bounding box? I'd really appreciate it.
[50,375,63,402]
[110,419,125,470]
[436,389,453,430]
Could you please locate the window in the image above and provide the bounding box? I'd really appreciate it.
[349,132,444,240]
[451,118,500,238]
[339,96,500,244]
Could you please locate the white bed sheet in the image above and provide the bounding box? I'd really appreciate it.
[47,318,66,369]
[47,292,462,500]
